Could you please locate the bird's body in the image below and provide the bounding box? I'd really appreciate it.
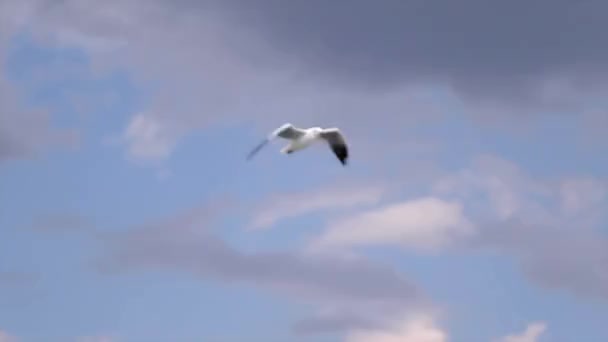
[279,127,323,154]
[247,123,349,165]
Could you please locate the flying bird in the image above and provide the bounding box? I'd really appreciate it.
[247,123,349,165]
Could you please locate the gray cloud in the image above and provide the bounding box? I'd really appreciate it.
[431,155,608,300]
[1,0,606,165]
[0,77,75,163]
[8,0,601,166]
[94,202,429,335]
[205,0,608,107]
[0,0,449,163]
[0,0,80,163]
[474,219,608,300]
[102,230,420,304]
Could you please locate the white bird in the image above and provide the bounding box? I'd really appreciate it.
[247,123,349,165]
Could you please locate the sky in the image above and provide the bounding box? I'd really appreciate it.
[0,1,607,341]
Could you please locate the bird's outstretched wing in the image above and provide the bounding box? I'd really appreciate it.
[320,128,349,165]
[272,123,306,140]
[246,123,306,161]
[246,138,270,161]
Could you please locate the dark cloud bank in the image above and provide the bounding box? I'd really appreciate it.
[203,0,608,108]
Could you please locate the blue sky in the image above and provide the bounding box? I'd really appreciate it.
[1,1,608,342]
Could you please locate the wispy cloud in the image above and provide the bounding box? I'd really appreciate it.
[346,313,447,342]
[122,113,177,163]
[496,322,547,342]
[248,183,387,230]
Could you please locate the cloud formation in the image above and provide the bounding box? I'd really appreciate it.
[1,0,607,165]
[248,183,387,230]
[0,1,606,340]
[0,0,449,163]
[496,322,547,342]
[312,197,474,254]
[96,201,431,336]
[479,220,608,300]
[346,313,447,342]
[303,154,608,301]
[0,0,80,163]
[122,113,177,162]
[426,155,608,299]
[210,0,608,109]
[0,69,77,163]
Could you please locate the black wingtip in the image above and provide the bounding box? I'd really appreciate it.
[331,144,348,166]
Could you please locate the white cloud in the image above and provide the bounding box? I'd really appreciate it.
[432,155,554,223]
[122,113,176,162]
[346,313,447,342]
[249,184,387,230]
[432,154,608,230]
[312,197,474,254]
[496,322,547,342]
